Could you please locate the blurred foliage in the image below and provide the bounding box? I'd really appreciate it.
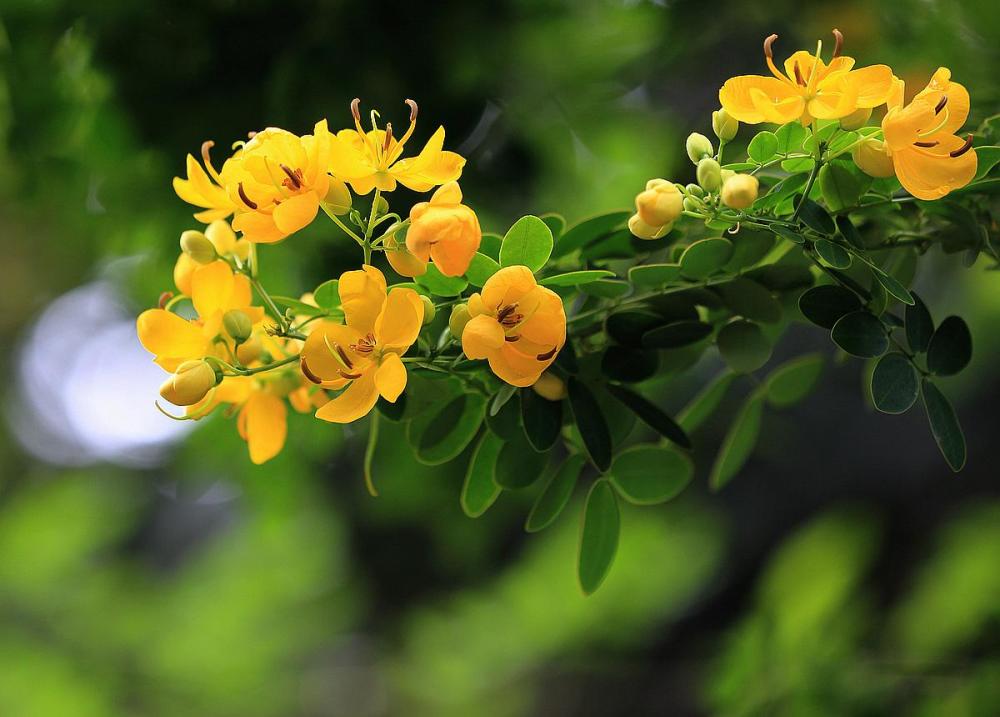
[0,0,998,714]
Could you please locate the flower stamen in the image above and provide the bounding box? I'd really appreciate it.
[537,347,557,361]
[201,140,223,183]
[914,140,939,148]
[763,34,786,82]
[832,28,844,59]
[238,182,258,210]
[935,96,949,114]
[280,164,303,190]
[949,134,974,158]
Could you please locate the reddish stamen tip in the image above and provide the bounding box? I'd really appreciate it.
[504,335,520,342]
[300,358,322,385]
[200,140,215,166]
[405,98,418,123]
[832,28,844,58]
[949,134,974,158]
[350,98,361,123]
[935,95,949,114]
[536,347,557,361]
[383,123,393,153]
[158,291,173,309]
[338,370,363,380]
[914,140,939,148]
[793,62,806,86]
[279,163,302,189]
[237,182,258,210]
[247,131,257,139]
[763,33,778,59]
[334,343,353,369]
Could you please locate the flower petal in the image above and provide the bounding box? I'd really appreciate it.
[243,391,287,464]
[720,75,799,124]
[272,192,320,235]
[315,372,379,423]
[481,266,537,312]
[375,352,407,402]
[893,139,977,201]
[191,260,235,318]
[339,265,387,334]
[232,210,285,244]
[461,314,505,360]
[374,288,423,351]
[848,64,895,108]
[136,309,208,364]
[301,321,367,381]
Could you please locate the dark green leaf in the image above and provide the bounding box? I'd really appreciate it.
[461,432,504,517]
[710,390,766,490]
[568,378,613,472]
[376,395,407,422]
[499,215,553,271]
[521,388,564,452]
[539,270,615,287]
[628,263,682,287]
[553,211,630,258]
[606,384,691,448]
[609,445,693,505]
[489,383,517,417]
[601,346,659,383]
[814,239,852,269]
[927,316,972,376]
[715,278,783,323]
[871,353,919,414]
[680,237,734,279]
[495,433,549,489]
[831,311,889,358]
[407,393,487,465]
[479,232,502,259]
[578,479,620,595]
[642,320,713,349]
[579,279,631,299]
[485,390,522,441]
[765,353,824,408]
[797,198,836,235]
[525,455,584,533]
[717,320,772,373]
[799,285,862,329]
[819,162,864,211]
[678,372,735,432]
[605,310,664,346]
[540,213,566,238]
[835,215,865,249]
[905,292,934,354]
[921,380,967,472]
[771,224,806,245]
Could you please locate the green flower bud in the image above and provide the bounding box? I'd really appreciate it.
[720,169,735,184]
[374,195,389,217]
[420,295,436,325]
[449,303,471,338]
[324,179,352,215]
[223,309,253,344]
[159,359,219,406]
[840,107,872,131]
[179,230,218,264]
[697,158,722,192]
[685,183,704,197]
[683,197,702,213]
[685,132,714,164]
[721,174,760,209]
[711,109,739,141]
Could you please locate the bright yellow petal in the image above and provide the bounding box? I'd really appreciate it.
[339,265,387,334]
[232,211,285,244]
[783,51,828,84]
[272,192,319,235]
[136,309,208,362]
[243,391,287,464]
[191,260,235,318]
[205,219,237,255]
[808,74,859,120]
[462,314,505,360]
[390,127,466,191]
[173,253,197,296]
[894,139,977,201]
[749,86,806,124]
[720,75,799,124]
[301,321,367,382]
[315,372,378,423]
[847,64,894,108]
[883,101,935,152]
[374,352,407,402]
[374,288,423,350]
[488,344,545,387]
[481,266,537,311]
[517,288,566,347]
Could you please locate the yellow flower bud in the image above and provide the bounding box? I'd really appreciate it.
[628,213,668,240]
[383,227,427,277]
[697,158,722,192]
[635,180,683,227]
[645,178,670,190]
[852,138,895,179]
[712,109,739,141]
[236,336,263,365]
[721,168,735,184]
[532,371,568,401]
[223,309,253,343]
[686,132,714,164]
[840,107,873,131]
[720,174,759,209]
[449,303,471,337]
[179,230,217,264]
[159,359,218,406]
[324,179,352,215]
[420,295,436,325]
[407,182,481,277]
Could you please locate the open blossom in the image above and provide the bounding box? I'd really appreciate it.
[719,29,893,126]
[327,99,465,195]
[461,266,566,387]
[172,141,240,223]
[300,265,424,423]
[856,69,977,200]
[406,181,481,277]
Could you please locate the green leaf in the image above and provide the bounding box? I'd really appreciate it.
[678,372,735,432]
[479,232,502,259]
[539,270,614,287]
[927,316,972,376]
[921,380,966,472]
[717,320,772,373]
[831,310,889,358]
[973,145,1000,180]
[847,249,915,305]
[489,383,517,417]
[553,211,630,258]
[313,279,340,310]
[578,479,620,595]
[680,237,734,279]
[406,393,487,465]
[819,162,864,212]
[465,252,500,287]
[628,263,682,287]
[601,346,659,383]
[605,310,664,346]
[606,384,691,449]
[540,213,566,238]
[609,445,693,505]
[835,215,865,249]
[710,390,766,490]
[905,292,935,354]
[799,285,862,329]
[521,388,563,452]
[485,390,522,441]
[871,352,919,414]
[715,278,783,324]
[775,122,808,154]
[770,224,806,245]
[765,353,824,408]
[499,215,553,272]
[568,378,612,472]
[797,198,836,235]
[814,239,852,269]
[642,321,713,349]
[826,130,860,155]
[415,263,468,297]
[781,157,814,174]
[579,279,631,299]
[495,433,549,488]
[271,295,328,317]
[460,432,504,517]
[724,230,775,272]
[525,455,584,533]
[748,130,779,163]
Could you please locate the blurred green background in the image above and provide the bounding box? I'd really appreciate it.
[1,1,998,714]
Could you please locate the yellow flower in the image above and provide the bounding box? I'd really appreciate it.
[721,174,759,209]
[635,179,683,227]
[328,99,465,195]
[300,265,424,423]
[462,266,566,387]
[173,221,250,296]
[869,68,977,200]
[719,30,894,126]
[406,181,482,277]
[173,141,240,223]
[227,121,335,244]
[137,260,265,371]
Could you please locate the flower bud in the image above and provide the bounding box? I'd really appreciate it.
[532,371,568,401]
[720,174,759,209]
[324,179,352,215]
[712,109,739,141]
[720,169,735,184]
[852,138,895,179]
[223,309,253,343]
[697,158,722,192]
[628,213,668,240]
[420,295,436,325]
[686,132,714,164]
[159,359,218,406]
[179,230,217,264]
[236,336,263,365]
[407,182,481,277]
[645,178,670,190]
[840,107,872,131]
[384,227,427,277]
[374,194,389,217]
[685,183,704,197]
[683,197,702,212]
[635,180,683,226]
[449,303,471,337]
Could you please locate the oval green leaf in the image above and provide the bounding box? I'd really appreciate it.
[407,393,487,465]
[609,445,693,505]
[831,310,888,358]
[465,252,500,287]
[521,387,564,452]
[568,378,612,472]
[814,239,852,269]
[921,380,966,472]
[678,372,735,432]
[710,390,766,491]
[718,320,772,373]
[539,270,615,287]
[905,291,934,354]
[765,353,824,408]
[495,433,549,489]
[460,432,504,517]
[871,352,919,414]
[499,215,553,272]
[605,384,691,449]
[680,237,734,279]
[748,130,779,163]
[799,285,863,329]
[642,320,713,349]
[578,479,620,595]
[415,263,469,297]
[525,455,584,533]
[629,263,682,287]
[926,316,972,376]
